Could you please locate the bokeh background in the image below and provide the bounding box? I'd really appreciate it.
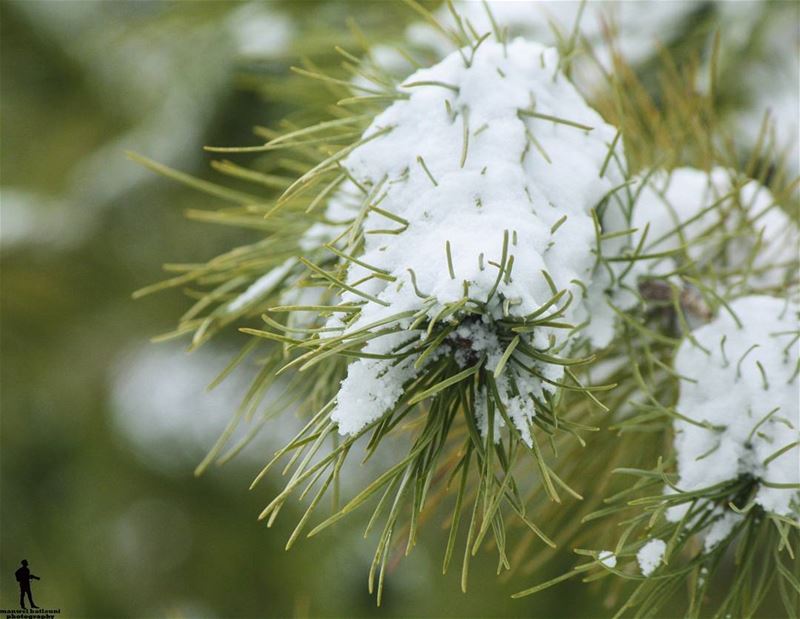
[1,1,797,617]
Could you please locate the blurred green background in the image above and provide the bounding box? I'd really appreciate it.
[1,1,796,618]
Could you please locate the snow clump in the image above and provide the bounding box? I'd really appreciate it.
[669,295,800,521]
[637,538,666,576]
[327,39,625,436]
[631,167,798,286]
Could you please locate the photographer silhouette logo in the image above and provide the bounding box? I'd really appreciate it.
[14,560,39,610]
[0,560,60,619]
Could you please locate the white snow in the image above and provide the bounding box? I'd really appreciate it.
[598,550,617,568]
[621,167,799,287]
[669,295,800,519]
[402,2,799,178]
[329,332,422,436]
[405,1,699,93]
[325,39,624,436]
[637,538,666,576]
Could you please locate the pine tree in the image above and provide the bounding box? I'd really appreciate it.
[136,3,799,616]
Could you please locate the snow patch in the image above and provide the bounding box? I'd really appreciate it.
[669,295,800,519]
[629,167,799,287]
[598,550,617,569]
[637,539,666,577]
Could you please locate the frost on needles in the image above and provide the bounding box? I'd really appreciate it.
[319,39,625,439]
